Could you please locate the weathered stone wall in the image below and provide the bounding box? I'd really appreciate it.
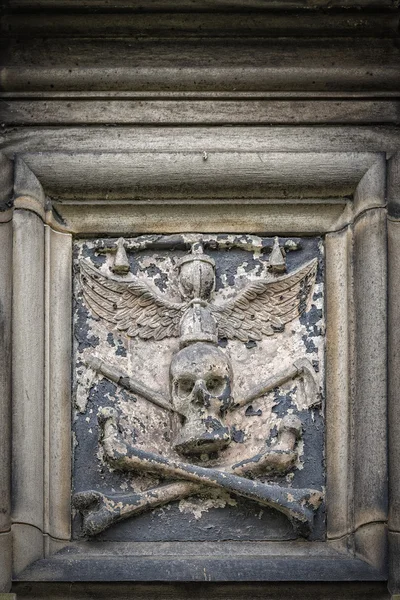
[0,1,399,598]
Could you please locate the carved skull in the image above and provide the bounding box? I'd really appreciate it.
[170,342,233,456]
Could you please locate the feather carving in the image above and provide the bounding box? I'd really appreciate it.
[210,258,318,342]
[80,256,318,343]
[80,259,186,340]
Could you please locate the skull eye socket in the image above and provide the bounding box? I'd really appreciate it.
[206,377,226,395]
[177,378,195,397]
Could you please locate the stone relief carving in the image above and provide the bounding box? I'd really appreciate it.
[72,234,325,542]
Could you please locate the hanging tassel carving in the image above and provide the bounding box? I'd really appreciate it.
[112,238,130,274]
[268,236,286,273]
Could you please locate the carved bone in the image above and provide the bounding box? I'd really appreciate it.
[85,356,182,416]
[235,357,319,409]
[75,413,304,536]
[97,408,322,536]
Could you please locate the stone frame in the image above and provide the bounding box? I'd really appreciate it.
[0,144,394,587]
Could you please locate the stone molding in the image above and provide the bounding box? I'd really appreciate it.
[0,148,387,235]
[388,152,400,597]
[1,1,399,594]
[0,151,393,587]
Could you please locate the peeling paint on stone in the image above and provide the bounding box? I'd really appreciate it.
[178,490,237,520]
[72,234,325,542]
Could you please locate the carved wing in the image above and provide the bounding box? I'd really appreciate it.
[80,259,186,340]
[210,258,318,342]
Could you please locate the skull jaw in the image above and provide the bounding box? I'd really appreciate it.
[173,418,231,456]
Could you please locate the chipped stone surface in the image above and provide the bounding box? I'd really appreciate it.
[72,235,325,541]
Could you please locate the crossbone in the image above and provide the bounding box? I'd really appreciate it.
[85,355,320,415]
[74,408,322,537]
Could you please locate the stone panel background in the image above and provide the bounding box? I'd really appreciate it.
[0,1,398,597]
[72,236,325,541]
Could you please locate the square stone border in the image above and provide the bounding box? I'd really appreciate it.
[0,147,394,588]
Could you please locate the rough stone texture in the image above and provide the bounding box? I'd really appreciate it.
[13,156,46,210]
[4,153,392,590]
[44,227,72,542]
[388,153,400,596]
[72,236,325,541]
[0,154,13,214]
[1,35,398,94]
[0,534,12,595]
[325,227,352,541]
[352,162,388,571]
[0,1,398,596]
[388,152,400,219]
[0,154,13,593]
[353,208,388,530]
[12,209,45,574]
[390,532,400,596]
[2,152,379,201]
[11,582,392,600]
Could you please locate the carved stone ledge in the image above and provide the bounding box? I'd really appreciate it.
[13,541,387,583]
[1,37,398,94]
[0,153,13,592]
[1,98,399,127]
[10,582,392,600]
[2,126,400,156]
[1,142,393,590]
[0,150,387,235]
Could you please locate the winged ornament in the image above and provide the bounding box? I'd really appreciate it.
[79,243,318,344]
[74,240,324,538]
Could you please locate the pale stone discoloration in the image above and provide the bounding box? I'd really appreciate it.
[12,209,45,574]
[178,490,237,520]
[0,153,13,591]
[73,235,325,538]
[75,366,97,414]
[44,227,72,543]
[75,406,322,536]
